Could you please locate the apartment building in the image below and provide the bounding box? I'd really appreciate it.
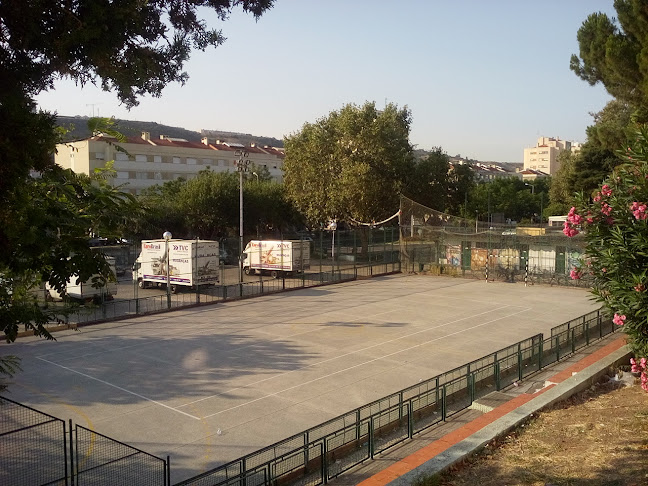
[523,136,582,176]
[55,132,285,194]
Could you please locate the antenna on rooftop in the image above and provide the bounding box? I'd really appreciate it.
[86,103,102,117]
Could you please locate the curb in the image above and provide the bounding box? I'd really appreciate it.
[381,340,631,486]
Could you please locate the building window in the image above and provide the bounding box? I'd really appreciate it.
[135,154,147,162]
[128,171,136,179]
[173,157,182,164]
[218,159,226,167]
[154,155,162,163]
[95,152,105,160]
[116,152,129,161]
[202,158,213,165]
[116,171,129,179]
[187,158,197,165]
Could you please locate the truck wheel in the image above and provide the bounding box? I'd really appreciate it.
[138,280,147,289]
[244,267,251,275]
[270,270,279,279]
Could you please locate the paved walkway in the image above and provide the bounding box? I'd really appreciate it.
[328,332,629,485]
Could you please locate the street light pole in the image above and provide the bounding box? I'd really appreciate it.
[163,231,172,308]
[235,150,250,283]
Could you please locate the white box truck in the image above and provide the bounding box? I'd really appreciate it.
[133,239,219,293]
[243,240,310,278]
[47,256,118,303]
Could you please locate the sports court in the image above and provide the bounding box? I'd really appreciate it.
[3,274,599,483]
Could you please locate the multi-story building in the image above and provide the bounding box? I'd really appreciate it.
[523,136,582,176]
[55,132,285,194]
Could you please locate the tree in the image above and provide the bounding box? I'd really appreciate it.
[1,165,140,342]
[567,144,621,197]
[0,1,274,342]
[570,1,648,116]
[447,163,476,217]
[565,125,648,391]
[467,178,544,223]
[547,150,578,215]
[0,1,274,201]
[404,148,450,211]
[283,102,415,227]
[586,99,635,152]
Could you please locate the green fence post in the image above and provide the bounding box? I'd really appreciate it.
[571,328,576,354]
[408,400,413,438]
[468,374,474,403]
[518,343,523,382]
[538,337,544,370]
[556,336,560,362]
[586,320,590,346]
[322,437,328,483]
[495,361,501,390]
[369,419,375,459]
[441,386,447,421]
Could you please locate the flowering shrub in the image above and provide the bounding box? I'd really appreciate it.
[566,125,648,391]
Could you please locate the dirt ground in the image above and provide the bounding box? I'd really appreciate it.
[419,375,648,486]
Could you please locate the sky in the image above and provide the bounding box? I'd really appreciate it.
[35,0,617,163]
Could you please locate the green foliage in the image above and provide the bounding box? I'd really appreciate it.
[567,144,622,196]
[136,171,304,239]
[283,101,415,226]
[405,148,450,211]
[570,2,648,114]
[586,100,636,151]
[1,166,140,342]
[467,178,546,223]
[548,150,578,215]
[568,125,648,358]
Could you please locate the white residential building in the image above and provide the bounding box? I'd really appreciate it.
[523,136,582,176]
[55,132,285,194]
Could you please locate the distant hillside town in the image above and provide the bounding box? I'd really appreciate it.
[54,115,580,194]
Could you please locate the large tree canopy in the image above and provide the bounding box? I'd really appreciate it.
[570,0,648,115]
[0,1,274,345]
[283,102,414,227]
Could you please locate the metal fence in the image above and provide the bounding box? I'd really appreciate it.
[0,397,170,486]
[0,396,68,486]
[54,229,400,327]
[74,424,169,486]
[174,308,615,486]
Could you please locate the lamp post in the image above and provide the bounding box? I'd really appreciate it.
[163,231,172,308]
[252,172,259,183]
[235,150,250,283]
[330,220,337,260]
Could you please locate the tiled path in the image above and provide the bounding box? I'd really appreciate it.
[328,333,627,485]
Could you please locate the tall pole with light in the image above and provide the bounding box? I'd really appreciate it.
[235,150,250,283]
[163,231,172,308]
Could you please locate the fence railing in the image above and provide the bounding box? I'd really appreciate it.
[174,309,615,486]
[3,308,617,486]
[61,230,400,327]
[0,397,170,486]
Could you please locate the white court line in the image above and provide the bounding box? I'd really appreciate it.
[35,357,201,420]
[179,304,526,411]
[200,306,530,418]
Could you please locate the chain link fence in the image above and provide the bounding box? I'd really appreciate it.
[399,195,591,287]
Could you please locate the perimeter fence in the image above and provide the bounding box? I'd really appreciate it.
[0,397,170,486]
[174,308,615,486]
[45,228,400,328]
[2,308,618,485]
[399,195,591,287]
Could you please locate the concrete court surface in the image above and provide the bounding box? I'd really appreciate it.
[1,274,599,483]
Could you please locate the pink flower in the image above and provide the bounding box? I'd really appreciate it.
[569,269,582,280]
[601,184,612,196]
[631,358,640,373]
[601,203,612,216]
[562,221,579,237]
[635,283,645,292]
[613,313,626,326]
[567,207,583,224]
[593,193,601,203]
[642,357,647,368]
[631,202,648,220]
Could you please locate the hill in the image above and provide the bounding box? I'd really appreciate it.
[56,116,284,147]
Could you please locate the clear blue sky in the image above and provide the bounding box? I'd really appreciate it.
[35,0,616,163]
